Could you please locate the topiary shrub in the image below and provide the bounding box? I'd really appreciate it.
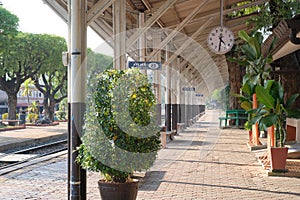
[76,69,161,183]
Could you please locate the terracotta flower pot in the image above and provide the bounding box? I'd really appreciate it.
[270,147,288,172]
[98,179,139,200]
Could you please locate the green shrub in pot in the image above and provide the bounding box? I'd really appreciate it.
[76,68,161,183]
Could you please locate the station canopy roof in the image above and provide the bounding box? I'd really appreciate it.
[44,0,297,96]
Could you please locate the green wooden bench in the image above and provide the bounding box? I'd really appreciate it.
[219,110,248,128]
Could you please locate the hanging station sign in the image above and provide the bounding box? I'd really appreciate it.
[128,61,162,70]
[182,87,195,91]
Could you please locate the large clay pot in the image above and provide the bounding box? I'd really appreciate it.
[98,179,138,200]
[270,147,288,172]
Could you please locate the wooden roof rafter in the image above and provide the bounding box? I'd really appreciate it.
[126,0,178,49]
[146,0,210,61]
[44,0,271,96]
[87,0,114,26]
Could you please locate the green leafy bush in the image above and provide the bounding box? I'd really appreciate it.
[1,113,8,120]
[55,111,67,120]
[76,69,161,183]
[1,113,19,120]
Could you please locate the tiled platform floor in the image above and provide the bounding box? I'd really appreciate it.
[0,111,299,199]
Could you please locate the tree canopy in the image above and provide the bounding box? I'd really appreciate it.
[0,32,67,119]
[30,35,67,121]
[228,0,300,33]
[0,6,19,50]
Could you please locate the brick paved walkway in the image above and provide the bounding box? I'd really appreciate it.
[137,111,300,199]
[0,111,299,199]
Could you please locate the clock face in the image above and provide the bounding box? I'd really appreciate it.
[207,26,234,54]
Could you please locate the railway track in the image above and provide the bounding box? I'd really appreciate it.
[0,139,68,173]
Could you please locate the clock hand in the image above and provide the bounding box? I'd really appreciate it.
[218,35,223,52]
[220,37,226,45]
[218,40,221,52]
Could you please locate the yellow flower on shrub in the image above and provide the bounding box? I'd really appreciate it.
[131,93,137,99]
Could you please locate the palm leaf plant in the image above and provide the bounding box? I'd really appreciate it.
[250,80,300,147]
[230,30,276,133]
[229,30,276,86]
[233,81,256,130]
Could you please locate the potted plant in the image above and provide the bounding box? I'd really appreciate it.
[230,30,276,145]
[251,80,300,171]
[76,69,161,200]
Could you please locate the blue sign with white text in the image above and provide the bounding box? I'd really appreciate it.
[128,61,162,70]
[182,87,195,91]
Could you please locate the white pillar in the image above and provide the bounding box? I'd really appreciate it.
[69,0,87,199]
[139,12,147,74]
[113,0,126,70]
[153,32,162,125]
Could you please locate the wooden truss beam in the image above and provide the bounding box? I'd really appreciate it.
[147,0,210,61]
[87,0,114,26]
[126,0,178,49]
[89,19,113,46]
[164,17,214,67]
[43,0,68,22]
[167,0,267,29]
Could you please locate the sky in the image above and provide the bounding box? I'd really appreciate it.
[1,0,112,55]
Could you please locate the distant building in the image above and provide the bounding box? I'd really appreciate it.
[17,85,44,107]
[0,90,8,114]
[0,85,44,114]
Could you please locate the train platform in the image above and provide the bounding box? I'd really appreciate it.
[0,122,67,152]
[0,111,300,199]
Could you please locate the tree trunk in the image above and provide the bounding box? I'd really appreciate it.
[47,102,56,122]
[43,98,56,122]
[27,94,30,110]
[7,94,17,120]
[226,55,245,110]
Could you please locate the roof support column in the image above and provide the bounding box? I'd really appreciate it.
[113,0,126,70]
[165,45,171,131]
[138,12,145,62]
[153,32,162,125]
[179,61,186,125]
[69,0,87,199]
[174,57,182,127]
[139,12,147,74]
[171,59,179,131]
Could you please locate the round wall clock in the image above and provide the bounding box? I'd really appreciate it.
[207,26,234,54]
